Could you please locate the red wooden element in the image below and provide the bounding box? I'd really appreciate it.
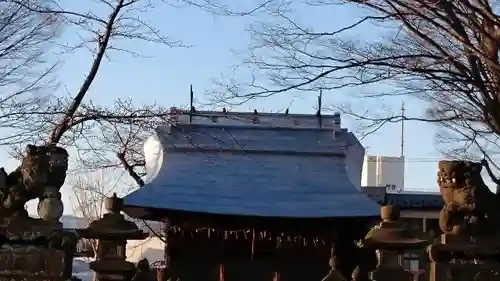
[219,263,225,281]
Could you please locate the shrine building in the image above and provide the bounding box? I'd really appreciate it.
[122,108,385,280]
[122,108,444,281]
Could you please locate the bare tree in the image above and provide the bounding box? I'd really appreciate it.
[15,97,171,185]
[0,2,186,242]
[1,0,194,186]
[75,99,170,187]
[72,175,108,261]
[0,1,270,259]
[2,1,272,243]
[211,0,500,184]
[8,0,184,140]
[0,0,61,145]
[6,0,271,183]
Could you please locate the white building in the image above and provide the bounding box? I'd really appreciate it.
[360,154,442,222]
[361,155,405,193]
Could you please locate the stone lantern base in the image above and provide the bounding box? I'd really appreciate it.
[90,260,136,281]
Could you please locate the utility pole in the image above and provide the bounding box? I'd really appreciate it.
[189,85,194,124]
[317,89,323,128]
[400,101,405,158]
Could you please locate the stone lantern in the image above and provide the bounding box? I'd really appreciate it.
[358,205,428,281]
[77,193,148,281]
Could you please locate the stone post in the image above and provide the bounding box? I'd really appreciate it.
[351,266,369,281]
[359,205,428,281]
[321,255,348,281]
[77,193,148,281]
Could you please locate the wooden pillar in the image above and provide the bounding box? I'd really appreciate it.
[163,221,178,281]
[156,267,165,281]
[336,228,358,278]
[250,228,256,261]
[272,233,282,281]
[219,263,226,281]
[428,261,447,281]
[219,231,227,281]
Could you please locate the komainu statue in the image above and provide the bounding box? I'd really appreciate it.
[437,160,500,237]
[0,145,77,281]
[0,144,68,224]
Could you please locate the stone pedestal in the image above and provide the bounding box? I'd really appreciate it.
[370,250,413,281]
[77,193,148,281]
[428,234,500,281]
[0,223,77,281]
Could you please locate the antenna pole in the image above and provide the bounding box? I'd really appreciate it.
[189,85,194,124]
[318,90,323,128]
[400,101,405,157]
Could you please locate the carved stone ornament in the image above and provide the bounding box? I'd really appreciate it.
[0,144,68,225]
[427,161,500,281]
[437,160,500,238]
[0,144,77,281]
[37,187,64,222]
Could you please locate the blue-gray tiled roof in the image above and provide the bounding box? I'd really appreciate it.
[157,124,351,154]
[124,152,380,218]
[387,193,443,210]
[124,124,381,218]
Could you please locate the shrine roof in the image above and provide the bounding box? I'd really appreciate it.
[386,193,443,210]
[123,111,381,220]
[362,187,443,210]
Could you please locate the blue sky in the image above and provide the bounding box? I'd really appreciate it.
[17,1,447,214]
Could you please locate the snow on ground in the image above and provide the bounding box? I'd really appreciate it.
[72,258,92,281]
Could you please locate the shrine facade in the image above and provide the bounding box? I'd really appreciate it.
[121,109,451,281]
[122,109,382,280]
